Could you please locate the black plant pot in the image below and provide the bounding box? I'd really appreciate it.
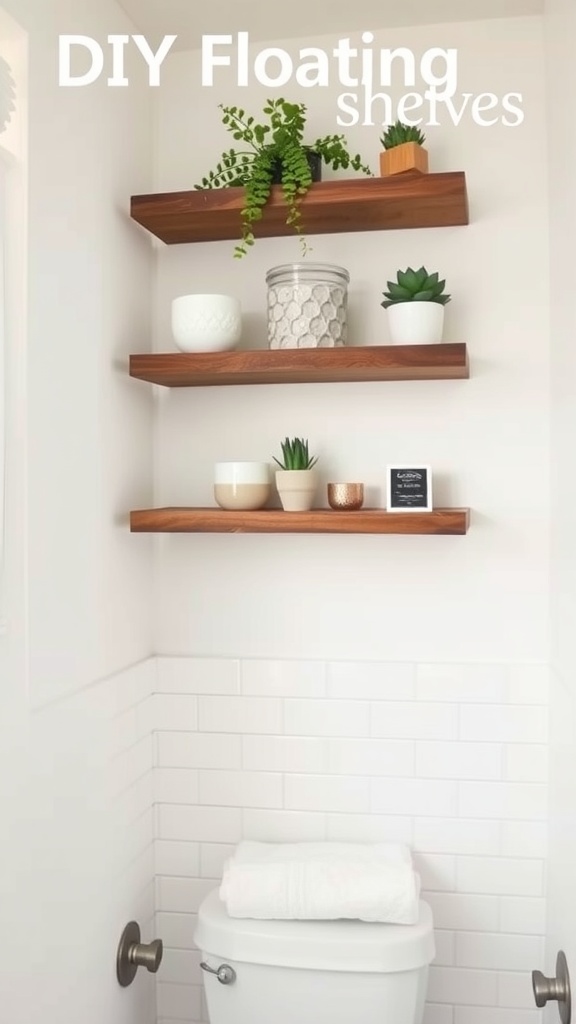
[270,150,322,185]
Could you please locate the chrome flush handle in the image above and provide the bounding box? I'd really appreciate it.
[200,961,237,985]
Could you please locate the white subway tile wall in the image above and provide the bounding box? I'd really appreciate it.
[153,657,548,1024]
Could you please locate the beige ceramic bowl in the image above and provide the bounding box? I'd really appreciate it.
[214,462,271,511]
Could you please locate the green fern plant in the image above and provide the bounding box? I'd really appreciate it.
[273,437,318,471]
[196,98,372,258]
[381,266,451,308]
[380,120,426,149]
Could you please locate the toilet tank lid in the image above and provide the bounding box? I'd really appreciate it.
[194,889,435,973]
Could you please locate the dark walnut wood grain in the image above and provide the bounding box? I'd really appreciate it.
[129,344,469,387]
[130,173,469,245]
[130,508,470,535]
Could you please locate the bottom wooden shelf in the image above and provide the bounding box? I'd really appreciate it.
[130,507,470,535]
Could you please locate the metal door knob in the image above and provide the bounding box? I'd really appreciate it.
[117,921,163,987]
[532,951,571,1024]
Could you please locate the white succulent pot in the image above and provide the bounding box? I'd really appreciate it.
[275,469,318,512]
[387,301,445,345]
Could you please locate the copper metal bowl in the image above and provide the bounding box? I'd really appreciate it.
[327,483,364,511]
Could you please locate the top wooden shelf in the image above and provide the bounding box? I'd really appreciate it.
[130,172,469,245]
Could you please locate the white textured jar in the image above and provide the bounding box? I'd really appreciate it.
[171,293,242,352]
[266,264,350,349]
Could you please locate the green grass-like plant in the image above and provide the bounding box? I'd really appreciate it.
[380,120,426,150]
[196,98,372,258]
[381,266,451,308]
[273,437,318,471]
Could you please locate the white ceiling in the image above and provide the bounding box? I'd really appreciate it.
[117,0,544,49]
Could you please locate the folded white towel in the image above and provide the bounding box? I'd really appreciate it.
[219,841,420,923]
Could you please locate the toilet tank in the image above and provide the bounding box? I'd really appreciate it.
[194,888,435,1024]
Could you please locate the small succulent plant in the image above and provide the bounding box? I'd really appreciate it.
[380,120,426,150]
[381,266,451,308]
[273,437,318,471]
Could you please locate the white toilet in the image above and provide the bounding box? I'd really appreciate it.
[194,888,435,1024]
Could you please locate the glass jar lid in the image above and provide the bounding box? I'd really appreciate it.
[266,263,350,287]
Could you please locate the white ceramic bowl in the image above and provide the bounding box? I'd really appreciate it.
[171,293,242,352]
[214,462,271,511]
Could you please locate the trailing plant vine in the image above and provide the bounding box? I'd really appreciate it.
[196,98,372,258]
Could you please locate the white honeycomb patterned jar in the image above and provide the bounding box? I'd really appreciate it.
[171,293,242,352]
[266,264,350,349]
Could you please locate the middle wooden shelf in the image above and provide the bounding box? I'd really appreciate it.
[129,343,469,387]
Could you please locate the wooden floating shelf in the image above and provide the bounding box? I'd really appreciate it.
[130,507,470,536]
[129,344,469,387]
[130,172,469,245]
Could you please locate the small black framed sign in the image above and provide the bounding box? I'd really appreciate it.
[386,465,433,512]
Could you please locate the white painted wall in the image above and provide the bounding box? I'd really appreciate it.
[153,16,549,664]
[149,16,551,1024]
[0,1,157,1022]
[544,0,576,1014]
